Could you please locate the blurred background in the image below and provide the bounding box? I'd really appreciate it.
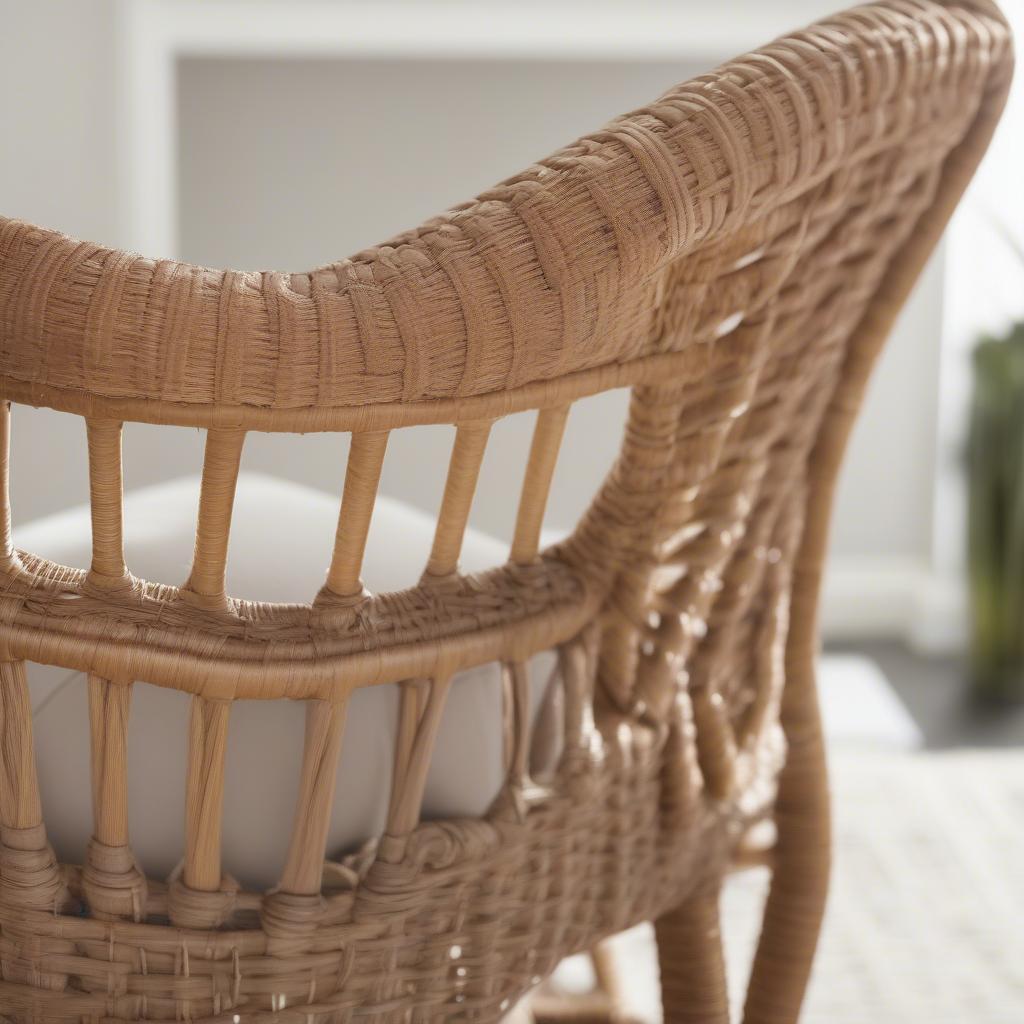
[2,2,1022,1020]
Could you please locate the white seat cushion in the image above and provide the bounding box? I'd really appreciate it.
[16,473,555,890]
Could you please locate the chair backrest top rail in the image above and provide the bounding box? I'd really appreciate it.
[0,0,1010,431]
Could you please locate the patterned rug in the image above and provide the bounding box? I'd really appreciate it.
[556,749,1024,1023]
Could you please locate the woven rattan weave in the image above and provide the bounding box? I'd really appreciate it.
[0,1,1012,1021]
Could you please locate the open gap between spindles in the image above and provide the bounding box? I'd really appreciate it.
[424,421,493,578]
[510,404,570,565]
[183,428,246,608]
[85,418,127,585]
[321,430,390,603]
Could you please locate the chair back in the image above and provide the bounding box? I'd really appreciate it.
[0,2,1012,1019]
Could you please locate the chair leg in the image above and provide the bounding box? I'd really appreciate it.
[590,936,632,1019]
[654,883,730,1024]
[742,687,830,1024]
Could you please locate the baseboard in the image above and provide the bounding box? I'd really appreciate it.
[820,556,965,655]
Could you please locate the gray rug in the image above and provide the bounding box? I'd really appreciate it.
[556,749,1024,1023]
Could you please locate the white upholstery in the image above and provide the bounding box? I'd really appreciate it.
[17,473,555,890]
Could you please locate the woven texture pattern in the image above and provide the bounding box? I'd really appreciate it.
[0,2,1012,1022]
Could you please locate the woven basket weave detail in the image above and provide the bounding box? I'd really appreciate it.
[0,2,1013,1021]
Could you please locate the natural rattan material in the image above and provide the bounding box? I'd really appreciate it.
[0,2,1012,1021]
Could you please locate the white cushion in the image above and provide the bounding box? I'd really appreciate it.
[16,473,555,890]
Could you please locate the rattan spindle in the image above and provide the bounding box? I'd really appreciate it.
[84,674,147,921]
[86,676,132,849]
[557,635,596,757]
[275,700,348,897]
[0,657,72,994]
[510,404,570,565]
[0,659,65,913]
[425,421,493,578]
[382,674,453,860]
[173,695,233,926]
[1,402,15,571]
[85,418,127,586]
[183,427,246,607]
[500,660,533,795]
[321,430,390,603]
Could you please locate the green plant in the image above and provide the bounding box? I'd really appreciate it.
[967,316,1024,702]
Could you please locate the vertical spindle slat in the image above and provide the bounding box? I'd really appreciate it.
[691,683,738,801]
[0,660,45,832]
[85,419,126,583]
[1,402,14,570]
[323,431,389,599]
[558,635,597,755]
[510,404,570,565]
[528,660,564,779]
[182,696,230,893]
[184,428,246,604]
[502,661,532,789]
[424,422,492,578]
[391,679,428,812]
[84,675,146,921]
[0,659,65,911]
[381,675,452,861]
[0,659,72,983]
[276,699,348,896]
[88,675,132,847]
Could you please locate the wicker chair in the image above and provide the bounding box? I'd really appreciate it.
[0,1,1012,1020]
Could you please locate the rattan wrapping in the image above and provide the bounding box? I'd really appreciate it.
[0,1,1012,1021]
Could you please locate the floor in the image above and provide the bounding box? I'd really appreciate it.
[829,639,1024,748]
[540,643,1024,1022]
[579,745,1024,1024]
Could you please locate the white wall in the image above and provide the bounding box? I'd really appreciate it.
[0,0,970,644]
[0,0,123,530]
[176,56,694,540]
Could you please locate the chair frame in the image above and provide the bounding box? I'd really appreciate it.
[0,2,1012,1020]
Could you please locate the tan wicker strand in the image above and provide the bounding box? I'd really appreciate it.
[0,2,1012,1020]
[182,428,246,609]
[0,402,14,572]
[510,405,570,566]
[382,674,454,859]
[85,418,127,586]
[83,675,147,921]
[501,660,533,795]
[424,421,493,578]
[0,659,67,918]
[0,660,47,833]
[0,662,74,993]
[171,696,234,928]
[86,675,132,849]
[321,430,390,603]
[273,698,348,900]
